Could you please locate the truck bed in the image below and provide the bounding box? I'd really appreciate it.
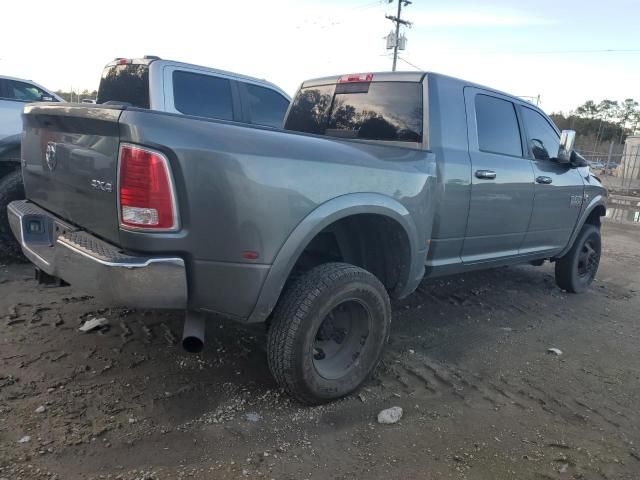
[20,103,433,318]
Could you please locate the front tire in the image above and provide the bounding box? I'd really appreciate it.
[0,169,25,261]
[555,224,601,293]
[267,263,391,405]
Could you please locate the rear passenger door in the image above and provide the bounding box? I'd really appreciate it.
[238,82,290,128]
[462,88,535,263]
[163,67,241,122]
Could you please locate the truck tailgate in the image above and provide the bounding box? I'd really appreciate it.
[21,104,124,244]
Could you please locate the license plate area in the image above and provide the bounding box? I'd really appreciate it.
[21,214,76,246]
[21,214,53,245]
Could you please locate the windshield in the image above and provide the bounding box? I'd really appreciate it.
[96,64,150,108]
[285,81,423,143]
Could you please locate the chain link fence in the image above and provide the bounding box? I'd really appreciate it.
[579,141,640,195]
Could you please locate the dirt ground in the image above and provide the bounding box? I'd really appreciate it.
[1,218,639,480]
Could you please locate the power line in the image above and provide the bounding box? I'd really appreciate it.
[295,0,385,30]
[440,48,640,55]
[385,0,412,71]
[351,0,385,10]
[397,55,423,71]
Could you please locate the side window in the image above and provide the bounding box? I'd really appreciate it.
[475,94,522,157]
[173,71,233,121]
[0,79,8,99]
[245,84,289,128]
[5,80,50,102]
[521,107,560,161]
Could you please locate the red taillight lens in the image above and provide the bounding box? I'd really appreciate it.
[337,73,373,83]
[118,144,177,230]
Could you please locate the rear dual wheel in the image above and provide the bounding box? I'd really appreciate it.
[267,263,391,405]
[0,169,25,261]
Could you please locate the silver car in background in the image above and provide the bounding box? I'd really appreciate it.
[0,76,63,258]
[0,75,63,145]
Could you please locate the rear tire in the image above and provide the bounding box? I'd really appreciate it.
[555,224,601,293]
[267,263,391,405]
[0,169,25,261]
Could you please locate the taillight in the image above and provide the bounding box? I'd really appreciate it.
[337,73,373,83]
[118,144,178,231]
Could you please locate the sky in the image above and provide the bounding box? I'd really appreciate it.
[1,0,639,113]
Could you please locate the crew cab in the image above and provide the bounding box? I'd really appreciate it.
[8,71,606,405]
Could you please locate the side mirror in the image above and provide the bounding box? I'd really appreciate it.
[40,94,54,102]
[555,130,576,164]
[570,150,588,168]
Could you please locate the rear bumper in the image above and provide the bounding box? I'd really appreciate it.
[8,200,187,309]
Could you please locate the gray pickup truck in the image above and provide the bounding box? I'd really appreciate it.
[9,70,606,404]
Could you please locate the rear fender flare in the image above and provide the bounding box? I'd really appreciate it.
[247,193,423,323]
[0,135,21,164]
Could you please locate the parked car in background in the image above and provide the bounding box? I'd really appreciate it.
[0,76,63,258]
[9,70,606,404]
[97,56,291,128]
[0,57,290,260]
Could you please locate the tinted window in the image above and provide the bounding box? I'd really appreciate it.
[285,82,422,142]
[245,84,289,128]
[475,94,522,157]
[97,64,149,108]
[5,80,50,102]
[521,107,560,160]
[173,71,233,121]
[284,84,335,135]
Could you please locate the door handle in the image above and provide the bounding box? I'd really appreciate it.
[536,176,553,184]
[475,170,497,180]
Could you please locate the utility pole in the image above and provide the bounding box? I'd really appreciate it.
[386,0,412,72]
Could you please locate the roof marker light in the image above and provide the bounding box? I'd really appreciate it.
[337,73,373,83]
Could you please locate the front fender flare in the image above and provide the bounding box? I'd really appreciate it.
[556,193,607,258]
[247,193,424,323]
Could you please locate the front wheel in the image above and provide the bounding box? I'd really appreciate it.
[555,224,601,293]
[267,263,391,405]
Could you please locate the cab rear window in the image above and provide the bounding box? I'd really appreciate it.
[97,64,150,108]
[285,81,423,143]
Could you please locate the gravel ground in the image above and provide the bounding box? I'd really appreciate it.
[0,218,638,480]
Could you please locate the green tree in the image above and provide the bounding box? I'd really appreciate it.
[575,100,599,119]
[597,100,619,122]
[617,99,639,142]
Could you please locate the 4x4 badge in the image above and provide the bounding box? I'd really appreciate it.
[45,142,57,171]
[569,194,583,208]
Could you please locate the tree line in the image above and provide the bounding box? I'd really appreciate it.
[54,89,97,103]
[550,99,639,154]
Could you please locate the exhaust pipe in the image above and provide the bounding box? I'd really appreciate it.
[182,311,205,353]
